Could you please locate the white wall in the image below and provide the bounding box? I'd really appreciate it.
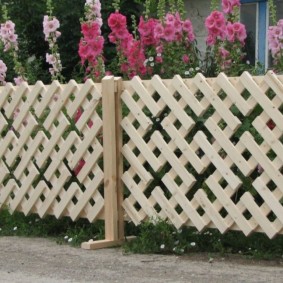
[184,0,214,54]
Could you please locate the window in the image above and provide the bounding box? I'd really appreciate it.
[240,0,283,68]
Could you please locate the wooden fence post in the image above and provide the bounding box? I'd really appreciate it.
[81,76,124,249]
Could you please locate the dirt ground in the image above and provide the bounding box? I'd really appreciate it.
[0,237,282,283]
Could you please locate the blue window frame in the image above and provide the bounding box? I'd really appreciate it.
[240,0,268,68]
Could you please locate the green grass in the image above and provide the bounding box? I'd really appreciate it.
[0,208,104,246]
[1,209,283,261]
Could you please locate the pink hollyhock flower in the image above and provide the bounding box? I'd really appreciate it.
[182,19,193,33]
[163,24,175,42]
[219,47,230,59]
[108,12,127,31]
[0,60,7,73]
[14,76,26,85]
[222,0,240,15]
[182,54,190,63]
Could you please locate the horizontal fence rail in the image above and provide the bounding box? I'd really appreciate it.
[1,71,283,245]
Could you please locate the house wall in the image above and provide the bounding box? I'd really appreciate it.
[185,0,212,54]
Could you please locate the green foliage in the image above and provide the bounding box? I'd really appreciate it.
[0,208,104,247]
[124,219,283,260]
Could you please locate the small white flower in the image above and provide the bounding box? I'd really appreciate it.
[174,240,179,245]
[177,229,182,234]
[13,226,17,231]
[29,221,32,225]
[150,62,155,67]
[160,244,165,249]
[0,228,2,231]
[184,71,190,76]
[148,56,154,62]
[195,67,200,71]
[68,238,73,243]
[173,247,176,252]
[180,248,184,253]
[156,53,162,57]
[189,68,194,72]
[238,250,242,254]
[156,118,160,122]
[143,59,148,66]
[190,242,196,247]
[246,60,250,65]
[35,218,40,222]
[64,235,69,240]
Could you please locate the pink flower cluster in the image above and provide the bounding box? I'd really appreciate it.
[205,11,246,46]
[0,59,7,86]
[268,19,283,59]
[79,22,104,67]
[85,0,102,26]
[0,20,18,52]
[43,15,62,78]
[221,0,240,15]
[108,11,196,78]
[43,15,61,41]
[79,0,104,80]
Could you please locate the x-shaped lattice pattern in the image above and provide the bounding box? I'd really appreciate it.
[121,71,283,238]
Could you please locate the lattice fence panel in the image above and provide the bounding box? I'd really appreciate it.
[121,71,283,238]
[0,80,104,222]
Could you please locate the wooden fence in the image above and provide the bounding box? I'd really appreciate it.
[1,71,283,249]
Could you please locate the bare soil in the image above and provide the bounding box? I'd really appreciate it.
[0,236,282,283]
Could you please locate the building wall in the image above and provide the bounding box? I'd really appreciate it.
[185,0,212,54]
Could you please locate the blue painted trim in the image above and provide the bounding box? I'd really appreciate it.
[258,1,267,67]
[241,0,265,3]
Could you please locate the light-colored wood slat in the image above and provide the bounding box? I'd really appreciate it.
[38,167,71,218]
[206,176,256,236]
[193,73,241,131]
[67,80,95,117]
[152,186,185,229]
[240,132,283,192]
[36,116,70,168]
[264,71,283,102]
[172,75,206,116]
[69,117,102,168]
[162,174,209,231]
[0,113,8,132]
[194,189,231,233]
[241,72,283,132]
[75,100,101,132]
[151,75,195,131]
[70,169,103,221]
[152,132,196,187]
[194,131,242,190]
[54,183,78,219]
[0,179,16,208]
[9,166,39,212]
[0,83,14,108]
[76,143,103,182]
[0,131,15,159]
[85,192,105,223]
[14,132,46,179]
[253,178,283,225]
[162,117,206,174]
[121,90,153,131]
[6,116,37,166]
[121,117,162,172]
[5,83,29,118]
[44,132,78,180]
[43,81,76,130]
[123,198,145,225]
[205,117,253,176]
[216,73,252,115]
[130,76,161,116]
[0,161,9,184]
[122,171,156,218]
[22,181,46,216]
[122,144,153,185]
[13,81,45,130]
[241,192,278,239]
[34,81,60,117]
[252,117,283,164]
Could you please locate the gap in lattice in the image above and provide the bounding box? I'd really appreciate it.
[151,91,160,102]
[243,209,253,220]
[133,147,140,157]
[267,180,277,192]
[72,195,78,205]
[266,89,276,100]
[133,174,141,184]
[89,198,95,207]
[196,206,205,216]
[133,119,140,130]
[219,207,228,218]
[266,149,277,161]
